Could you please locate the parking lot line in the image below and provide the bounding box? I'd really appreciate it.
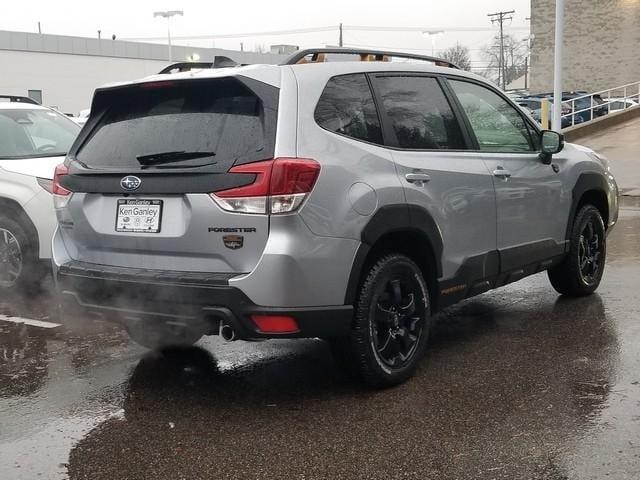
[0,314,62,330]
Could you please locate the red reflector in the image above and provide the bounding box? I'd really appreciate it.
[53,164,71,196]
[251,315,299,334]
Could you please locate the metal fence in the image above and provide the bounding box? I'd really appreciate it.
[562,81,640,127]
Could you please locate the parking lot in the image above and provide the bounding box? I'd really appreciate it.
[0,205,638,479]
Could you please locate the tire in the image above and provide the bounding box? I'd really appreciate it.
[126,319,204,350]
[0,215,45,292]
[548,205,606,297]
[334,253,431,388]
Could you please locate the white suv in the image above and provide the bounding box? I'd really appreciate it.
[0,96,80,290]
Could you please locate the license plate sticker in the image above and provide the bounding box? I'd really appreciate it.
[116,199,163,233]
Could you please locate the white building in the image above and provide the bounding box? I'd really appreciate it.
[0,30,286,115]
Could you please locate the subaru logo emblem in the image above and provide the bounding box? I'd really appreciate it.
[120,176,141,191]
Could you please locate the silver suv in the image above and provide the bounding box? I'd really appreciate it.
[52,49,619,387]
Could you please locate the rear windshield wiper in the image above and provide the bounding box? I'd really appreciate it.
[136,150,216,169]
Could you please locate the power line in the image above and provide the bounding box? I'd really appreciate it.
[123,23,528,42]
[487,10,515,89]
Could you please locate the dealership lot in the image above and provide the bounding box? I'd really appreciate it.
[0,206,638,479]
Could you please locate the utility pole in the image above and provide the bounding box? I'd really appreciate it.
[488,10,515,90]
[552,0,565,132]
[339,23,343,47]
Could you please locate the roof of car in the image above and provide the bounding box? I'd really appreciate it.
[0,101,48,110]
[96,60,489,93]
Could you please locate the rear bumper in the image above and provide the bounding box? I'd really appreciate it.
[55,260,352,339]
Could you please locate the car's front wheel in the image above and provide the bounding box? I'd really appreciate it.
[336,253,431,387]
[548,205,606,296]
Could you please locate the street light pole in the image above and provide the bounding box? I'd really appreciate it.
[422,30,444,57]
[153,10,184,62]
[552,0,564,132]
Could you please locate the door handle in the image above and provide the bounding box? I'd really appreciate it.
[405,173,431,184]
[492,168,512,179]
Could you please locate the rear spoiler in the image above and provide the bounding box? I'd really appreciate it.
[158,56,240,74]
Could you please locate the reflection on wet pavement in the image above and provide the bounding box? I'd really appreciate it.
[0,209,639,479]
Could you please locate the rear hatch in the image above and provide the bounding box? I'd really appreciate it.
[55,75,279,274]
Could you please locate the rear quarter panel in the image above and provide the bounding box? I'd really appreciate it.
[291,66,404,240]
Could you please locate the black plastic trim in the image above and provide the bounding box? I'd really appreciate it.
[58,260,239,286]
[344,204,443,305]
[566,173,609,239]
[360,205,443,275]
[57,264,353,339]
[59,171,256,195]
[436,247,566,310]
[499,239,567,272]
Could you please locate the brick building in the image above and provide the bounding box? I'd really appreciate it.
[529,0,640,93]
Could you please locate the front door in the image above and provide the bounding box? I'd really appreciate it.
[447,79,572,271]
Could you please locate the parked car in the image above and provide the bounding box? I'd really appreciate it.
[606,97,638,113]
[0,95,81,290]
[515,97,582,128]
[75,109,90,127]
[52,49,619,387]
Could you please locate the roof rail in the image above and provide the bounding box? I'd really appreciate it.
[158,56,240,74]
[281,48,460,69]
[0,95,40,105]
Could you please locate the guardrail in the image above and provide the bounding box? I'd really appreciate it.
[562,81,640,126]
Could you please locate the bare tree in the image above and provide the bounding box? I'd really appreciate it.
[481,34,527,87]
[440,43,471,71]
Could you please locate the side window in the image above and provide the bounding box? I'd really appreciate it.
[375,76,466,150]
[449,80,535,153]
[314,74,383,144]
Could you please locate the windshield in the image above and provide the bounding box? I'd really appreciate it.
[0,108,80,159]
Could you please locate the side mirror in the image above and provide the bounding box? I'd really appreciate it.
[539,130,564,164]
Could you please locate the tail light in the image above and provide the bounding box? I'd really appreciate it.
[53,164,72,208]
[211,158,320,215]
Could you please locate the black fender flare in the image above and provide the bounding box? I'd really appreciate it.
[566,173,609,239]
[344,204,443,305]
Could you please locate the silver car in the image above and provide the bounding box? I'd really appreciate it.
[52,49,619,387]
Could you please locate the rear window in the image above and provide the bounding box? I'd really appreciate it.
[314,74,383,145]
[76,78,275,171]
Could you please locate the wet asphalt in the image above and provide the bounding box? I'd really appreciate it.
[1,206,640,480]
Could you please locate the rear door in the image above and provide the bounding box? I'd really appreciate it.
[58,76,279,273]
[446,78,571,271]
[369,73,498,294]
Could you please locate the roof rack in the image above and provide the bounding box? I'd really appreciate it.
[281,48,460,69]
[158,56,240,74]
[0,95,40,105]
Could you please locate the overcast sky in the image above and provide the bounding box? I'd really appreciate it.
[3,0,531,67]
